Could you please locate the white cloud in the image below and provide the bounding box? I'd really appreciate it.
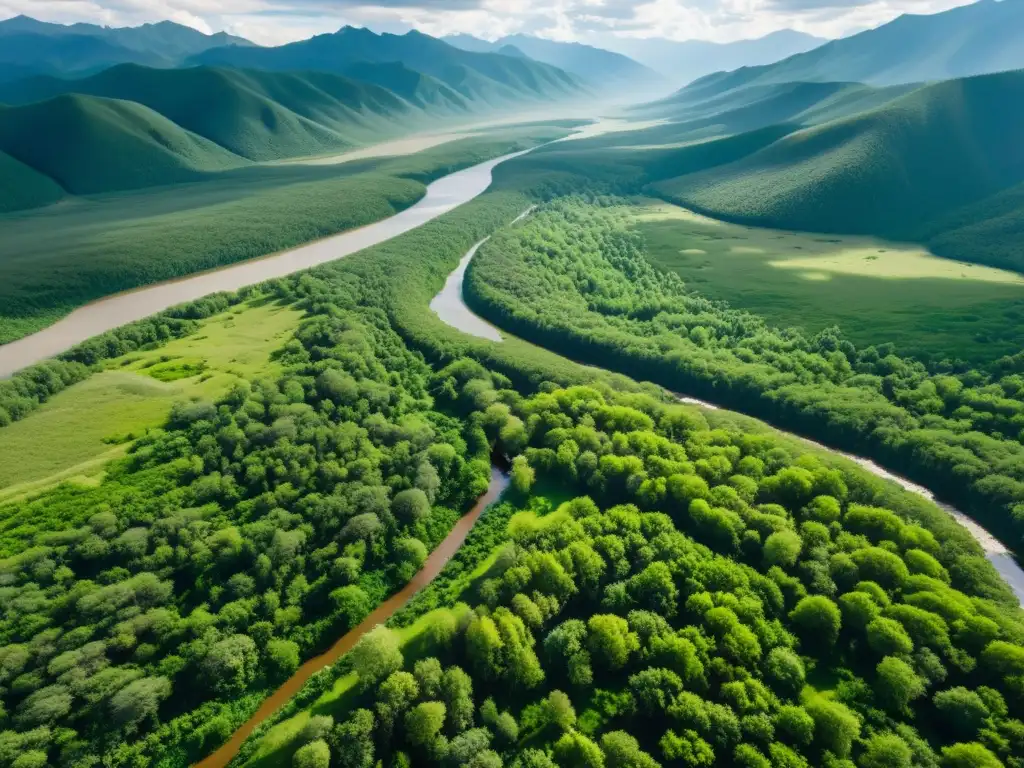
[0,0,980,44]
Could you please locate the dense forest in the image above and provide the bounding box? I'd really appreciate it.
[0,286,499,765]
[464,199,1024,563]
[231,378,1024,768]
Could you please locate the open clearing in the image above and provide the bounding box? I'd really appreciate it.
[0,301,301,496]
[636,200,1024,362]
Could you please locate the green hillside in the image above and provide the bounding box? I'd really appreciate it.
[667,0,1024,91]
[0,149,64,212]
[0,94,243,196]
[648,70,1024,263]
[0,65,426,161]
[190,26,585,104]
[341,61,470,112]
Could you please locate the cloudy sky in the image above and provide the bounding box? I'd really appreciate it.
[0,0,977,47]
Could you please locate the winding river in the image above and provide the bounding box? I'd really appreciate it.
[0,147,539,379]
[196,465,510,768]
[434,238,1024,606]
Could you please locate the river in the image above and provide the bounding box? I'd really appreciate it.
[433,239,1024,606]
[196,464,510,768]
[0,147,539,379]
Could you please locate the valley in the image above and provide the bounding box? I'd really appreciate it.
[2,7,1024,768]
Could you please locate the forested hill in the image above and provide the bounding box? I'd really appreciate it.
[645,68,1024,273]
[662,0,1024,92]
[0,62,470,212]
[190,27,586,106]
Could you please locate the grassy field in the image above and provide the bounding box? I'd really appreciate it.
[0,300,301,498]
[637,201,1024,363]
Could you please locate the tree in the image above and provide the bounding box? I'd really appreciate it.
[377,671,420,721]
[629,668,684,714]
[932,687,990,738]
[405,702,447,746]
[547,690,577,731]
[329,709,375,768]
[512,456,536,494]
[940,743,1002,768]
[601,731,661,768]
[331,585,372,629]
[628,562,678,617]
[875,656,925,713]
[395,538,428,582]
[858,733,912,768]
[587,615,639,670]
[660,729,714,767]
[866,617,913,657]
[351,626,403,690]
[16,684,72,726]
[293,739,331,768]
[805,697,860,758]
[553,731,605,768]
[764,648,805,698]
[513,750,559,768]
[109,676,172,728]
[774,706,814,746]
[394,489,431,525]
[789,596,841,651]
[414,657,443,699]
[440,666,474,733]
[763,531,802,569]
[203,634,258,696]
[266,640,301,681]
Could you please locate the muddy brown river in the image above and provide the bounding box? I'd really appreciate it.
[196,465,509,768]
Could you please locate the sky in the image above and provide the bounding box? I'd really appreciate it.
[0,0,979,47]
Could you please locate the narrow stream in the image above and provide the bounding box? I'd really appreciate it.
[433,239,1024,605]
[196,465,510,768]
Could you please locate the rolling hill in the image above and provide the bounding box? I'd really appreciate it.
[675,0,1024,92]
[189,26,585,105]
[0,64,431,161]
[0,16,253,76]
[0,94,243,195]
[598,29,827,84]
[0,149,65,212]
[646,69,1024,270]
[443,33,658,88]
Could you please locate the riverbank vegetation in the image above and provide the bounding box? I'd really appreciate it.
[464,198,1024,565]
[231,381,1024,768]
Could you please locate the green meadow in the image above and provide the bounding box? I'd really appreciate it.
[636,201,1024,363]
[0,301,301,498]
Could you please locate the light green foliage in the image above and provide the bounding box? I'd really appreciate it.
[404,702,446,746]
[352,627,404,691]
[789,596,842,650]
[293,739,331,768]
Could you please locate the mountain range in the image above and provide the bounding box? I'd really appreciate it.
[190,27,584,107]
[598,30,827,84]
[0,15,252,80]
[673,0,1024,93]
[443,33,660,90]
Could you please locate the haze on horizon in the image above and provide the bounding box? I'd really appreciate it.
[0,0,984,50]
